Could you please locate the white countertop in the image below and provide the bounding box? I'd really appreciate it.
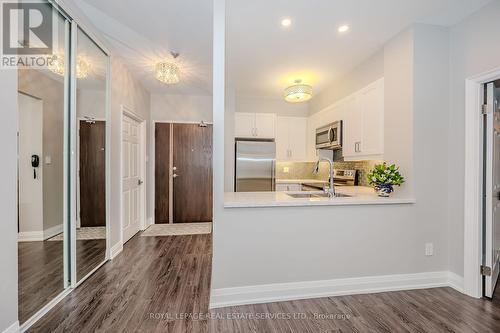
[276,179,328,184]
[224,186,416,208]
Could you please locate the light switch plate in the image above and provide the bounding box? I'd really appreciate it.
[425,243,434,256]
[45,156,52,165]
[283,167,289,173]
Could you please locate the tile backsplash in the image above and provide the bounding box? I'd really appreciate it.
[276,160,382,187]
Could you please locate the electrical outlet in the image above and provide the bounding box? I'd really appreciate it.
[283,167,290,173]
[425,243,434,256]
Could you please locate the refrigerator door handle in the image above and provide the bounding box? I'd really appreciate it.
[271,159,276,191]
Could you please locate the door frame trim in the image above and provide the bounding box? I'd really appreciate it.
[464,66,500,298]
[120,105,147,246]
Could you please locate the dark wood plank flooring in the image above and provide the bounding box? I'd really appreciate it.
[28,232,500,333]
[28,234,212,333]
[19,238,106,324]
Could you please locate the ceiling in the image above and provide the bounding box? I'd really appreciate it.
[72,0,490,98]
[73,0,214,95]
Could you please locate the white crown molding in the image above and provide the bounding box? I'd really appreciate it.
[210,271,463,309]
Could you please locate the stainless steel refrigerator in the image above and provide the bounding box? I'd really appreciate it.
[235,140,276,192]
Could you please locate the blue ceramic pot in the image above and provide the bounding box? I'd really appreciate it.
[374,184,394,197]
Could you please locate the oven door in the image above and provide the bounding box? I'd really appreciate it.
[329,123,342,149]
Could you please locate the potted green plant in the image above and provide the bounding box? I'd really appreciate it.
[367,163,405,197]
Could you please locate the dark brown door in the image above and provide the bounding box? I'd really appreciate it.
[155,123,170,224]
[173,123,213,223]
[79,120,105,227]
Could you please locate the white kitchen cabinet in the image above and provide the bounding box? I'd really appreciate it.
[234,112,256,138]
[234,112,276,139]
[343,78,384,160]
[276,116,307,161]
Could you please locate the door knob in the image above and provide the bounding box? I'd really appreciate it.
[138,179,144,185]
[172,174,178,178]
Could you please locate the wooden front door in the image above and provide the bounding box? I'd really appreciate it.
[79,120,105,227]
[173,123,213,223]
[154,123,213,224]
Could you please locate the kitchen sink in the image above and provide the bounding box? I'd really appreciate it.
[286,192,352,199]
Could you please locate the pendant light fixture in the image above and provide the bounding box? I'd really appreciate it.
[284,79,313,103]
[47,53,91,79]
[155,51,180,85]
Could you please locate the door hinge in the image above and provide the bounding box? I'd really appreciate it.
[481,265,492,276]
[482,104,489,115]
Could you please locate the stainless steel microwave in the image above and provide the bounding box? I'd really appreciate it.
[316,121,342,149]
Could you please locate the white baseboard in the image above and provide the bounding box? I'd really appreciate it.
[210,271,463,309]
[447,271,465,293]
[110,241,123,259]
[2,321,19,333]
[17,231,43,242]
[43,224,63,240]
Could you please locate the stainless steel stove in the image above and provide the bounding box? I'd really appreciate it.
[301,169,358,191]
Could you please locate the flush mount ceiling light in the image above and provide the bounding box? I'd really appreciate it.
[338,24,350,33]
[284,79,313,103]
[155,52,180,85]
[47,53,91,79]
[281,18,292,27]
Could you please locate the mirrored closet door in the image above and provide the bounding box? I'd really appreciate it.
[74,27,109,282]
[17,3,70,324]
[16,1,110,326]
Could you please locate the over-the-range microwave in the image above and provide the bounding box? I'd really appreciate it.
[316,121,342,149]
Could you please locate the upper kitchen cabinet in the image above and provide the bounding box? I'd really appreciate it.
[235,112,276,139]
[343,78,384,161]
[276,116,307,161]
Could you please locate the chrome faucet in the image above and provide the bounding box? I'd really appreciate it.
[313,156,336,198]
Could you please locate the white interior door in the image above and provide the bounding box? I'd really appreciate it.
[18,93,44,239]
[122,114,142,243]
[484,82,500,298]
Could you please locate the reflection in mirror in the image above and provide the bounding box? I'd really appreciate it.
[16,3,69,324]
[76,28,108,281]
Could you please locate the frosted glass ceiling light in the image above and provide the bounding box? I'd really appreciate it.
[284,79,313,103]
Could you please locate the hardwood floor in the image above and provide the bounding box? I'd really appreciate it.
[28,234,212,333]
[18,241,64,324]
[19,238,106,324]
[28,232,500,333]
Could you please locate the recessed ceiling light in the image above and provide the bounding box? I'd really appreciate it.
[338,25,350,33]
[281,18,292,27]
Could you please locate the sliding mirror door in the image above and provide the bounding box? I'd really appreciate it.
[75,28,109,282]
[17,3,70,324]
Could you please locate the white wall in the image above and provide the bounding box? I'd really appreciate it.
[212,24,453,299]
[18,70,65,232]
[236,95,309,117]
[310,49,385,115]
[0,70,19,332]
[447,1,500,277]
[110,57,151,248]
[151,94,213,122]
[18,93,44,235]
[77,89,106,119]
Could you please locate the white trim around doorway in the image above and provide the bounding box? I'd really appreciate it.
[464,66,500,298]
